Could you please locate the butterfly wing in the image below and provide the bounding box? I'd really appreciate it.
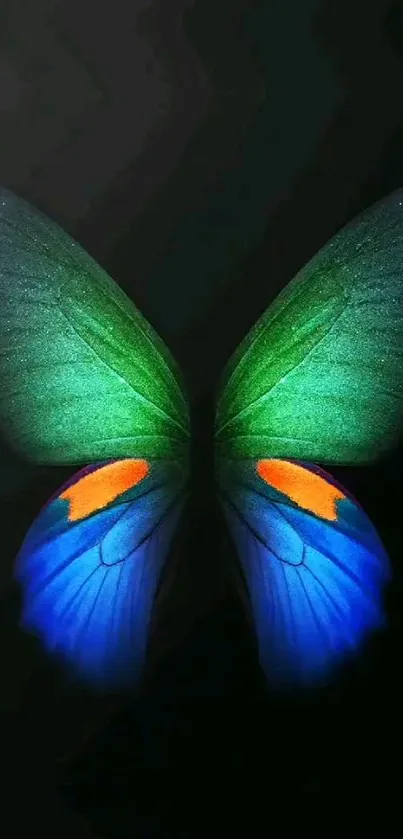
[215,192,402,687]
[16,459,186,690]
[217,458,390,688]
[0,187,190,689]
[0,186,189,464]
[216,190,403,464]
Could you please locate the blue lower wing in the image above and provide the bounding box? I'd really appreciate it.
[15,460,185,690]
[218,459,390,689]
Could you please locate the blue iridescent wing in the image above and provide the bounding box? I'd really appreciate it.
[15,459,186,690]
[217,459,390,689]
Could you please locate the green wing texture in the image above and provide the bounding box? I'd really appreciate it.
[216,191,403,464]
[0,187,189,464]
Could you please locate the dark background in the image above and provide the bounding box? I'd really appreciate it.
[1,0,403,834]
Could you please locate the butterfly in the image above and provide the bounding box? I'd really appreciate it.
[0,186,402,692]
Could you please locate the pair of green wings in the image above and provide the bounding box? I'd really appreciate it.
[0,186,403,477]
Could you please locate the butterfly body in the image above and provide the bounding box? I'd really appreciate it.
[0,186,401,690]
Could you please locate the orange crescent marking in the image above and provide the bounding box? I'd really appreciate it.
[256,459,345,521]
[60,459,150,522]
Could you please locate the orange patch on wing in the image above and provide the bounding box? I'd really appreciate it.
[256,459,345,521]
[60,459,150,522]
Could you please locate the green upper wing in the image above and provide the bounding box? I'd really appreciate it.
[0,187,189,464]
[215,190,403,464]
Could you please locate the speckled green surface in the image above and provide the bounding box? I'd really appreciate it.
[0,187,189,465]
[216,191,403,464]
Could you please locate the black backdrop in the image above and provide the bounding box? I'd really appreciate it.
[1,0,403,834]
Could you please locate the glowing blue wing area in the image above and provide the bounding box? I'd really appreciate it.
[218,459,390,689]
[15,460,185,691]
